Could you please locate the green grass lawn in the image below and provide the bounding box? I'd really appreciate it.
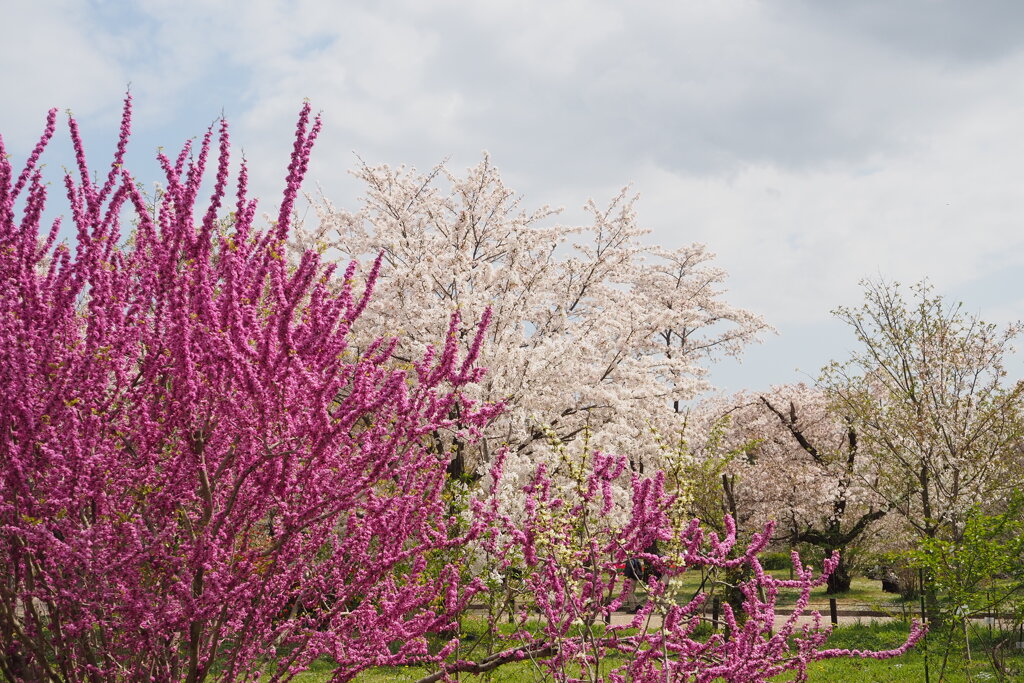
[667,569,917,614]
[285,620,1024,682]
[786,622,1024,682]
[285,569,1019,681]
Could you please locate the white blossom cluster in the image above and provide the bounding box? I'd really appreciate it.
[295,156,767,497]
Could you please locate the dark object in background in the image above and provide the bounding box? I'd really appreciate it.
[881,570,901,594]
[624,541,663,583]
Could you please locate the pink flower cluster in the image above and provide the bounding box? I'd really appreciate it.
[0,96,497,681]
[458,451,925,683]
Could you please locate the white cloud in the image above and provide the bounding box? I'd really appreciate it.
[0,1,126,144]
[6,0,1024,389]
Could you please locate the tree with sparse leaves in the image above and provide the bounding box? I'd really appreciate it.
[821,279,1024,615]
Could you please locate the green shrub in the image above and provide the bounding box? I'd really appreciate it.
[758,551,792,571]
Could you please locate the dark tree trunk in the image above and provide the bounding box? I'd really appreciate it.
[723,563,750,631]
[720,474,749,630]
[826,553,852,594]
[446,449,465,480]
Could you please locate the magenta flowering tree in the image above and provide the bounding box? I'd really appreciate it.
[0,98,498,681]
[440,450,926,683]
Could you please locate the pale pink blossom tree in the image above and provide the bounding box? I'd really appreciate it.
[296,157,769,484]
[821,279,1024,618]
[822,280,1024,546]
[707,385,888,593]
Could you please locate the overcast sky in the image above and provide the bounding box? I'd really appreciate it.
[5,0,1024,392]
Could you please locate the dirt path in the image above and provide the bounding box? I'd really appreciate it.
[604,609,896,629]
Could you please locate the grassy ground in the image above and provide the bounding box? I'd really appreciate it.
[668,569,917,615]
[286,621,1024,682]
[787,622,1024,682]
[285,569,1018,681]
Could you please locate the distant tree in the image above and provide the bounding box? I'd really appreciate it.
[821,280,1024,614]
[296,157,768,483]
[0,98,497,681]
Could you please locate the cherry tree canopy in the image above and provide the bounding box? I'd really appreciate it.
[700,385,887,592]
[297,157,768,482]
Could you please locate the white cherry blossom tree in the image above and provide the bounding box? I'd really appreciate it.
[821,280,1024,545]
[297,155,768,483]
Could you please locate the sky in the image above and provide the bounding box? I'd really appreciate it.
[5,0,1024,393]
